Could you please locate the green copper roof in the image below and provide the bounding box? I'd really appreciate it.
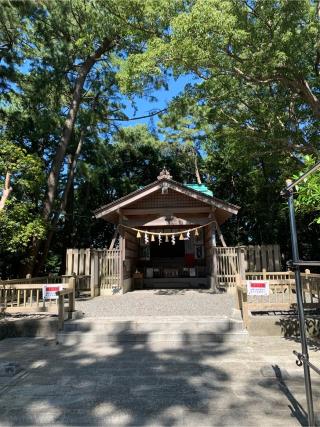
[185,183,213,197]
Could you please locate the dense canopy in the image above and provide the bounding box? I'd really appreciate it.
[1,0,320,278]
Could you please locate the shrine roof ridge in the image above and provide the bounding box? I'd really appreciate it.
[94,177,240,218]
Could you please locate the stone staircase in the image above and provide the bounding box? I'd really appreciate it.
[57,314,248,346]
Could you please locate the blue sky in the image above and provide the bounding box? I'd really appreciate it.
[118,74,193,129]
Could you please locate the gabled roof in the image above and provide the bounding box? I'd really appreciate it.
[94,175,239,220]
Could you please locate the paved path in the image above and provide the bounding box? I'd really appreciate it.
[0,334,320,426]
[76,290,235,318]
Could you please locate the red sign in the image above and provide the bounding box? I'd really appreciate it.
[247,280,269,296]
[43,284,63,299]
[250,282,267,288]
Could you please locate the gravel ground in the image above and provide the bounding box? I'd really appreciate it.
[76,289,235,317]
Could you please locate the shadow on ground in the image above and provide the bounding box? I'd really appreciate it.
[0,329,318,425]
[0,327,231,426]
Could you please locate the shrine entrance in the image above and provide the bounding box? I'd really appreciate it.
[135,226,209,289]
[93,169,240,294]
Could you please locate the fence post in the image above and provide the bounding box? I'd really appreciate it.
[235,274,242,310]
[58,294,64,331]
[211,246,218,292]
[262,268,267,280]
[90,250,99,297]
[68,277,76,314]
[242,289,249,329]
[237,247,246,279]
[305,269,310,303]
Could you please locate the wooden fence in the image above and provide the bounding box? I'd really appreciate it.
[66,244,282,295]
[216,244,282,290]
[216,247,244,290]
[66,248,121,296]
[244,245,281,272]
[237,270,320,328]
[0,277,76,325]
[100,249,122,293]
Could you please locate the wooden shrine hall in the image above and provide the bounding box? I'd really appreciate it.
[94,169,240,293]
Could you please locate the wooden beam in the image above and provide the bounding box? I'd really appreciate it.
[121,207,211,215]
[95,185,161,218]
[123,216,210,227]
[109,227,119,250]
[212,211,227,247]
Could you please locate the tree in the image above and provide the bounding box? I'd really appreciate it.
[295,156,320,223]
[1,0,186,273]
[118,0,320,248]
[120,0,320,121]
[0,140,45,277]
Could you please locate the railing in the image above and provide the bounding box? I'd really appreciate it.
[0,276,63,285]
[0,277,76,328]
[57,287,75,330]
[236,270,320,328]
[1,275,90,297]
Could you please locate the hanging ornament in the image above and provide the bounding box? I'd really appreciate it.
[136,230,141,239]
[158,234,162,245]
[144,233,149,245]
[171,235,176,245]
[151,234,155,242]
[186,230,190,240]
[195,228,199,237]
[179,233,184,241]
[165,235,169,242]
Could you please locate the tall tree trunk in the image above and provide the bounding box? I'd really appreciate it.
[0,172,12,211]
[43,37,114,221]
[194,149,202,184]
[35,131,85,275]
[28,36,115,274]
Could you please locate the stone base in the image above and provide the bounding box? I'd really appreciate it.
[248,313,320,338]
[0,310,84,340]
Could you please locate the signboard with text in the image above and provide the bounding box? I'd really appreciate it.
[43,284,63,300]
[247,280,269,296]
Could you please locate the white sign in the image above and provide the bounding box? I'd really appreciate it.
[43,284,63,300]
[247,280,269,296]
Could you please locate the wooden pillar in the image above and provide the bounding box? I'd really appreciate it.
[68,276,76,314]
[58,294,65,331]
[210,222,217,292]
[237,246,246,280]
[118,212,125,292]
[90,249,99,297]
[242,289,249,329]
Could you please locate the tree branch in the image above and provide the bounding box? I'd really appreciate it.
[108,107,167,121]
[0,172,12,211]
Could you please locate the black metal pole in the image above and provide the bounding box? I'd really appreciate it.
[286,179,315,426]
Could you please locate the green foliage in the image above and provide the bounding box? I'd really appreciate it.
[0,140,46,255]
[0,140,44,191]
[295,156,320,223]
[118,0,320,248]
[2,0,320,276]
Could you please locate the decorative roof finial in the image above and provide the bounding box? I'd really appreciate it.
[157,167,172,180]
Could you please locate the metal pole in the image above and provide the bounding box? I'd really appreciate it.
[286,179,315,426]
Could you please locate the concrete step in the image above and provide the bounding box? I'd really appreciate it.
[57,330,248,346]
[57,316,248,346]
[62,316,245,333]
